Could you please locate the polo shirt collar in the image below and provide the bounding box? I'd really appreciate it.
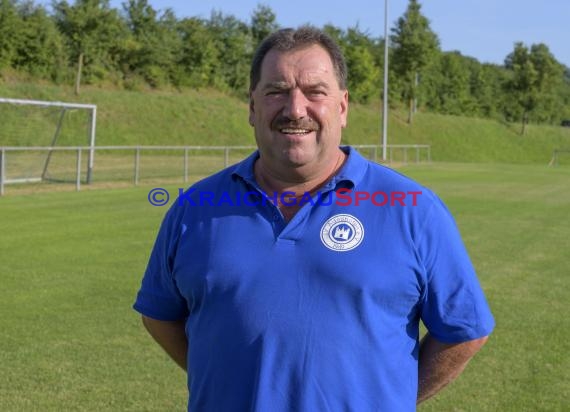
[232,146,368,190]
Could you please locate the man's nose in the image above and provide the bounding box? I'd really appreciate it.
[282,88,308,120]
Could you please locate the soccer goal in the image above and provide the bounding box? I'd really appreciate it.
[548,149,570,167]
[0,97,97,187]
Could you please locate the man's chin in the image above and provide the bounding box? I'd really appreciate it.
[278,149,320,169]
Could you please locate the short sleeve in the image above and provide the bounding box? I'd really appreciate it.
[133,207,189,321]
[418,196,495,343]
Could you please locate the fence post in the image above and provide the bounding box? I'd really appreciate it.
[224,147,229,168]
[87,107,97,184]
[416,146,420,163]
[184,147,189,183]
[134,146,140,186]
[76,148,82,191]
[0,148,5,196]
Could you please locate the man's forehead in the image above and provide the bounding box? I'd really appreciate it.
[259,45,336,83]
[264,45,332,66]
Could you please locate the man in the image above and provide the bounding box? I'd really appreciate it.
[134,26,494,411]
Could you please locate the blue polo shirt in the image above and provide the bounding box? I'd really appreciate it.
[134,147,494,411]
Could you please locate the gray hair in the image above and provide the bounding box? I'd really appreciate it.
[249,26,348,92]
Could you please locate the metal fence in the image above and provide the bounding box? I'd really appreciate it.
[0,144,430,196]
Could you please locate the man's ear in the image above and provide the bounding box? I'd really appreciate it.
[248,92,255,126]
[340,89,349,128]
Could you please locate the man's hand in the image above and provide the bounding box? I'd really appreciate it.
[141,315,188,371]
[417,333,489,404]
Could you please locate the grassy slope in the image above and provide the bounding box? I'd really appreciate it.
[1,82,569,163]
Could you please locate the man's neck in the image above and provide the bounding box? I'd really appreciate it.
[254,149,346,194]
[253,149,347,221]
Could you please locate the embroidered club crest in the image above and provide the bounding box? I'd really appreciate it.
[320,214,364,252]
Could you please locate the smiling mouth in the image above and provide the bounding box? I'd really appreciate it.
[273,116,319,135]
[279,128,314,135]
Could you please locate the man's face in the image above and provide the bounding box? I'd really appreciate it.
[249,44,349,171]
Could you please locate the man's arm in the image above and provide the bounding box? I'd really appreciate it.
[141,315,188,371]
[417,333,489,405]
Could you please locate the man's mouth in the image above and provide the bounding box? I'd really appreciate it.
[279,128,313,135]
[273,116,319,135]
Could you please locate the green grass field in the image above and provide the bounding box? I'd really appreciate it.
[1,162,568,411]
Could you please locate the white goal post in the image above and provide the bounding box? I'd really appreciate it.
[0,97,97,184]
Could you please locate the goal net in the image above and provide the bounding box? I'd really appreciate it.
[0,98,96,188]
[548,149,570,167]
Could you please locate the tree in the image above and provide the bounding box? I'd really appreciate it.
[469,63,505,119]
[505,42,563,134]
[426,52,477,116]
[176,17,222,88]
[343,26,380,103]
[53,0,126,94]
[558,66,570,121]
[528,44,565,124]
[250,4,278,49]
[0,0,23,71]
[13,1,67,81]
[121,0,181,88]
[208,10,252,95]
[323,25,382,104]
[391,0,439,124]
